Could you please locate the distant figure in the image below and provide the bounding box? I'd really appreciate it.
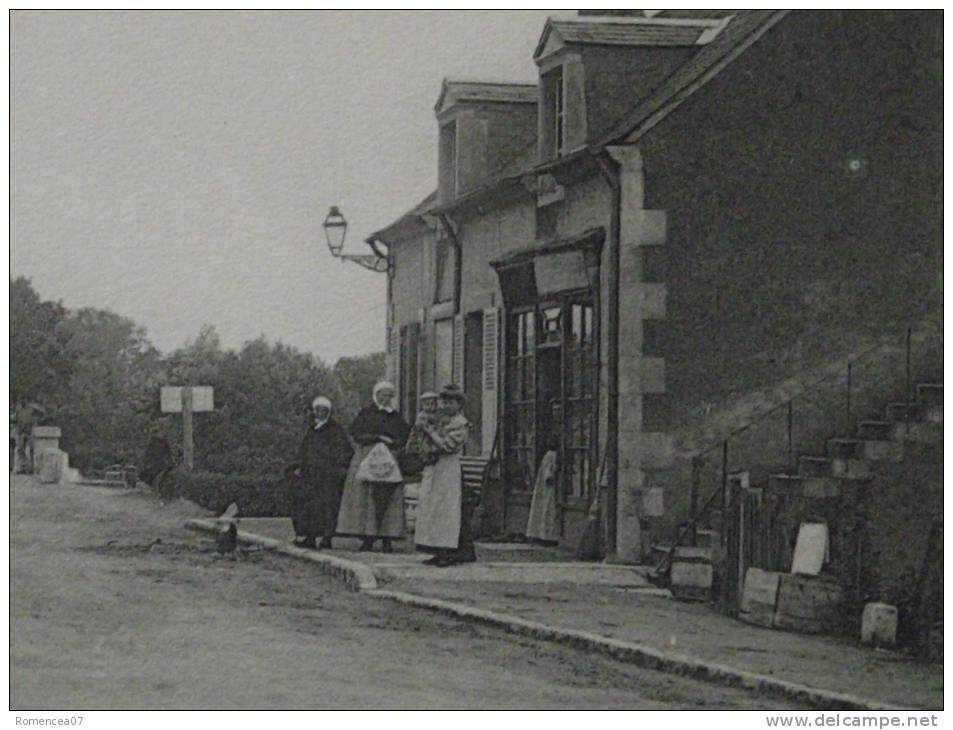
[290,396,354,550]
[526,433,560,545]
[13,401,44,474]
[141,425,175,491]
[415,384,473,567]
[336,381,410,553]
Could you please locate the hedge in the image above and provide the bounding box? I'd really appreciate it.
[169,469,292,517]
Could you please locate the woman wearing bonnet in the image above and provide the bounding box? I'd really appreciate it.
[335,381,410,552]
[290,396,353,550]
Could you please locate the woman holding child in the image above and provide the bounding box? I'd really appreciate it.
[413,384,472,567]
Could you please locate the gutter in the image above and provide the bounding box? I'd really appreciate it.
[436,213,463,316]
[593,149,621,555]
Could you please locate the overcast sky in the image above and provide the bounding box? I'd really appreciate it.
[11,10,570,363]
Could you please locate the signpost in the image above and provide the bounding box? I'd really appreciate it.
[160,386,214,471]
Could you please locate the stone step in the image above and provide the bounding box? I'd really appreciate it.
[827,438,903,462]
[473,542,572,563]
[892,420,944,445]
[798,456,873,480]
[885,402,922,422]
[857,420,892,440]
[767,474,847,498]
[917,383,943,407]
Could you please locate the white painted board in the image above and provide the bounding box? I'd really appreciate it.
[161,386,214,413]
[791,522,829,575]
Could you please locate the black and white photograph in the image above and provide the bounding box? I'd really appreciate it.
[8,8,943,716]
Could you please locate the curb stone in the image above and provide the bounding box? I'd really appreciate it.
[185,518,378,591]
[184,519,915,711]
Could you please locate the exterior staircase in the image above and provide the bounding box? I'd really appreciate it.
[655,380,943,614]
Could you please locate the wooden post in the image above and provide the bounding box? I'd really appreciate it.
[182,387,194,471]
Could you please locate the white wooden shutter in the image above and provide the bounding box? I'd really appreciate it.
[452,314,464,387]
[387,326,400,392]
[481,307,500,455]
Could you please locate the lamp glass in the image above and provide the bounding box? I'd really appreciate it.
[323,206,347,256]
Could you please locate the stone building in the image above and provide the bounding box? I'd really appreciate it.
[365,10,942,563]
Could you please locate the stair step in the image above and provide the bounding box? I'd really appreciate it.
[827,438,903,462]
[857,420,892,440]
[917,383,943,407]
[767,474,851,498]
[893,421,943,445]
[885,402,922,422]
[798,456,873,480]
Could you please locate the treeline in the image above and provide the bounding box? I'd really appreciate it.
[10,277,384,477]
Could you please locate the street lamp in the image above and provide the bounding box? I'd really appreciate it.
[323,206,347,256]
[322,205,389,273]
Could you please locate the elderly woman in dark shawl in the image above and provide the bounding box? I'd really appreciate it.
[290,396,354,550]
[335,381,410,552]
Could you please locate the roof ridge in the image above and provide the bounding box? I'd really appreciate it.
[552,16,725,29]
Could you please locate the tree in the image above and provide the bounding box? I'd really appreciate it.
[53,307,164,470]
[10,277,70,407]
[332,351,386,424]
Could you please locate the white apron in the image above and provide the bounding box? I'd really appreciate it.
[414,414,469,550]
[526,449,559,542]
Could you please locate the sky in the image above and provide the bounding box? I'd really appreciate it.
[11,10,572,364]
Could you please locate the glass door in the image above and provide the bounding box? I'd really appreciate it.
[504,293,597,512]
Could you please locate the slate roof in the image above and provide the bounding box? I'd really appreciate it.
[534,17,730,58]
[375,10,791,233]
[436,80,537,113]
[594,10,788,145]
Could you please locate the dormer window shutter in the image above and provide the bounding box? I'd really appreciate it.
[562,59,587,152]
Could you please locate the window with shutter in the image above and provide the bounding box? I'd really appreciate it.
[481,307,500,455]
[386,327,398,384]
[482,307,498,392]
[452,314,464,388]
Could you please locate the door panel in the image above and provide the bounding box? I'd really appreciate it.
[504,293,598,543]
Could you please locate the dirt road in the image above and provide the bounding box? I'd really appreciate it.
[10,476,806,709]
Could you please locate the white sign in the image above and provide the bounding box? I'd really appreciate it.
[161,386,214,413]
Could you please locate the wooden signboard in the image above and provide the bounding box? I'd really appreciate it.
[160,386,214,471]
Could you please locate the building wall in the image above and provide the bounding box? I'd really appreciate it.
[635,10,942,525]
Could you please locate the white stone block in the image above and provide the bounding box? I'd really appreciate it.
[861,602,898,647]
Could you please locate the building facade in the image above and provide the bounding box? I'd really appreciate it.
[367,10,942,563]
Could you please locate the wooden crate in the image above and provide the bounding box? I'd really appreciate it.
[739,567,782,628]
[773,573,845,634]
[670,546,713,602]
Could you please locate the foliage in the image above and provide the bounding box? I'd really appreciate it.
[170,469,290,517]
[10,277,71,406]
[9,278,383,478]
[332,351,386,423]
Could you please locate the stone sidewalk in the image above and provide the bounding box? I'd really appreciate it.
[188,516,942,710]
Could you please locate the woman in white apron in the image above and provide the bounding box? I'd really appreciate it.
[336,381,410,553]
[415,384,470,567]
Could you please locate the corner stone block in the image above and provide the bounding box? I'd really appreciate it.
[621,209,667,248]
[640,432,676,470]
[638,284,667,320]
[640,357,665,394]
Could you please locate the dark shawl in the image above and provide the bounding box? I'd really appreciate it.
[348,405,410,449]
[291,418,354,537]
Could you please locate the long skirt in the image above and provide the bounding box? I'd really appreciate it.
[292,473,346,539]
[415,453,462,551]
[335,444,405,539]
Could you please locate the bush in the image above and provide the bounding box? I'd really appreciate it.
[170,469,291,517]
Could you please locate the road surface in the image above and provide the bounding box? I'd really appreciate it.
[10,476,805,709]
